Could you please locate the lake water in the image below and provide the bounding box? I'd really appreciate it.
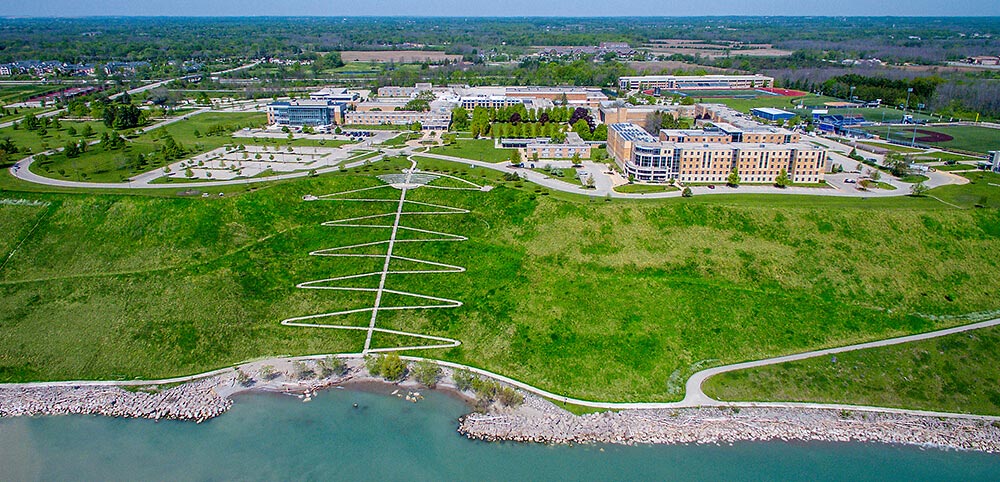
[1,386,998,481]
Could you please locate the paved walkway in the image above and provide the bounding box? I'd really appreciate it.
[6,316,1000,422]
[279,156,485,354]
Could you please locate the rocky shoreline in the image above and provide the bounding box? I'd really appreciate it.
[0,379,232,423]
[4,356,1000,454]
[459,394,1000,453]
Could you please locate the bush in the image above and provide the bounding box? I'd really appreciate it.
[365,353,408,382]
[453,368,476,391]
[682,186,693,197]
[413,359,442,388]
[292,360,314,380]
[316,356,345,377]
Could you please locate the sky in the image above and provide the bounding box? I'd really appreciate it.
[2,0,999,18]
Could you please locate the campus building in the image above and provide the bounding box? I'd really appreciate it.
[267,100,347,126]
[343,110,450,130]
[309,87,361,104]
[608,122,826,184]
[498,132,592,160]
[750,107,797,122]
[617,74,774,92]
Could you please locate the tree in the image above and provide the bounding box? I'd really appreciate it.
[365,353,407,382]
[403,98,430,112]
[571,152,581,166]
[727,167,741,187]
[910,181,929,197]
[682,186,693,197]
[584,174,596,188]
[63,141,81,158]
[774,168,791,188]
[66,126,77,136]
[259,365,278,380]
[411,121,422,132]
[450,106,470,131]
[453,369,476,392]
[317,356,346,377]
[81,124,94,138]
[412,359,442,388]
[591,123,608,142]
[509,149,522,165]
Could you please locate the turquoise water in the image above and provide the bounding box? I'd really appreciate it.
[2,386,999,481]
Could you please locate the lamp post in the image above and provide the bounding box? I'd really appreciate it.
[904,87,913,112]
[849,86,856,104]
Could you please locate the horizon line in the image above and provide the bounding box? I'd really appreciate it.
[2,14,1000,19]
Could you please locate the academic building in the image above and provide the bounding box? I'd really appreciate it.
[608,123,826,184]
[617,74,774,92]
[266,100,346,126]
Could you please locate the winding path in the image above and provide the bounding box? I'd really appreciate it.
[279,157,487,353]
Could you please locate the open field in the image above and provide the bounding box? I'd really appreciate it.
[928,171,1000,209]
[0,119,110,156]
[705,94,840,114]
[703,324,1000,415]
[428,138,514,163]
[642,39,793,59]
[626,61,729,74]
[0,84,64,105]
[614,183,680,194]
[28,112,266,183]
[1,159,1000,409]
[824,107,937,123]
[862,125,1000,154]
[933,163,977,172]
[339,51,462,63]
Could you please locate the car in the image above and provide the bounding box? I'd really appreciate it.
[844,178,857,184]
[707,184,715,189]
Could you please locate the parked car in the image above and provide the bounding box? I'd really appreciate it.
[844,179,857,184]
[707,184,715,189]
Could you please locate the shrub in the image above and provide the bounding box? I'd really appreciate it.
[317,356,346,377]
[453,368,476,391]
[366,353,407,382]
[413,359,442,388]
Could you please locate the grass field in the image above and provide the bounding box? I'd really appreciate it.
[428,138,514,163]
[928,171,1000,209]
[863,125,1000,154]
[28,112,265,183]
[934,163,977,172]
[0,85,63,104]
[855,141,926,154]
[825,107,936,123]
[1,158,1000,409]
[703,324,1000,415]
[614,183,679,194]
[707,94,840,114]
[0,119,111,156]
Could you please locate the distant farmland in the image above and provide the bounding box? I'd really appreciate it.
[338,51,463,63]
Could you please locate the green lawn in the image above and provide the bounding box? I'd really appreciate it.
[825,107,936,123]
[0,84,63,105]
[707,94,839,114]
[378,132,420,147]
[28,112,265,183]
[703,324,1000,415]
[934,163,977,172]
[863,125,1000,154]
[855,141,926,154]
[0,119,110,156]
[928,171,1000,209]
[428,138,514,163]
[614,183,679,194]
[1,158,1000,409]
[900,174,930,183]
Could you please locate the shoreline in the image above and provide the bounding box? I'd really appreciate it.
[2,355,1000,453]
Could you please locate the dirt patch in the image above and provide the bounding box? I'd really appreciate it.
[913,130,955,143]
